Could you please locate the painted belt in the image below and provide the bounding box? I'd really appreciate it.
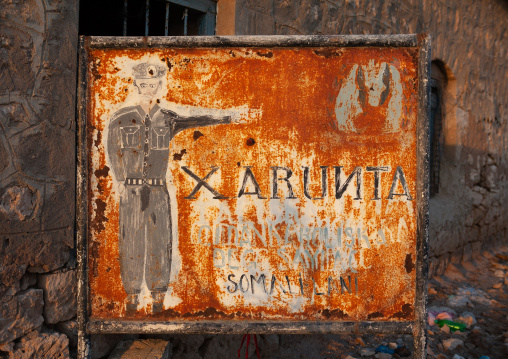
[125,178,165,186]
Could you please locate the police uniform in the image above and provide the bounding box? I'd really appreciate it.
[107,62,231,313]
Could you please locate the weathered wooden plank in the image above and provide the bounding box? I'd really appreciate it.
[108,339,171,359]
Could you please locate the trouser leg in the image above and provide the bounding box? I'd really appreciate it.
[145,187,172,312]
[119,187,145,296]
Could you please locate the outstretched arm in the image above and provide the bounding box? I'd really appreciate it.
[174,115,231,133]
[161,109,231,137]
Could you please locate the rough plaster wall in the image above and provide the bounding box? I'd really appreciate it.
[0,0,78,356]
[235,0,508,276]
[423,0,508,276]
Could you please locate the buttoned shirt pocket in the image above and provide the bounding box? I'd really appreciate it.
[151,127,170,149]
[120,126,141,148]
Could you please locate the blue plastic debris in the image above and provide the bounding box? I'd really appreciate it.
[375,345,395,354]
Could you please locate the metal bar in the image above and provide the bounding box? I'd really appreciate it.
[123,0,128,36]
[165,1,169,36]
[77,36,91,359]
[87,320,414,335]
[169,0,211,13]
[183,8,188,36]
[414,33,432,359]
[85,34,419,49]
[201,10,215,35]
[145,0,150,36]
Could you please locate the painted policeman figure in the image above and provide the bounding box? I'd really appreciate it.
[107,62,231,314]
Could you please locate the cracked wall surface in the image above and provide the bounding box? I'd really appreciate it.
[0,0,78,356]
[235,0,508,277]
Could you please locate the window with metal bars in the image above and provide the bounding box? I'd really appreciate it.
[79,0,217,36]
[429,62,446,197]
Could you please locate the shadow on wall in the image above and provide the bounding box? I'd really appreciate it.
[428,142,507,278]
[426,58,506,277]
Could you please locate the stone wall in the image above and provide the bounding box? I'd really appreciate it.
[235,0,508,277]
[0,0,78,357]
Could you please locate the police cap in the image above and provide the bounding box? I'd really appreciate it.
[132,62,166,79]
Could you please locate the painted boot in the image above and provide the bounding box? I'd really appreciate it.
[125,293,139,315]
[151,290,165,314]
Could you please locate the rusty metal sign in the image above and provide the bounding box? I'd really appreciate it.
[77,35,430,358]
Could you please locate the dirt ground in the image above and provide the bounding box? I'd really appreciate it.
[423,246,508,359]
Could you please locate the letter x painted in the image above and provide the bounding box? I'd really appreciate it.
[181,166,228,199]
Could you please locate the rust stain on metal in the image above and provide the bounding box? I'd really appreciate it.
[405,253,415,273]
[94,165,110,178]
[313,48,345,58]
[173,149,187,161]
[193,131,204,141]
[85,45,420,322]
[256,51,273,58]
